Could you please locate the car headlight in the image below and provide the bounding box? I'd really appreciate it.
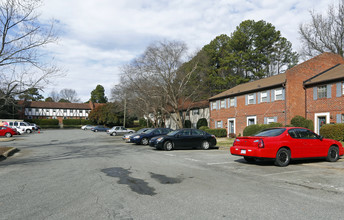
[157,137,164,142]
[133,135,140,139]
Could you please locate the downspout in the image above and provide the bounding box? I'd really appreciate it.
[283,83,287,125]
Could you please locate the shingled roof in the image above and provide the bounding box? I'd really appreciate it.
[209,73,286,101]
[304,64,344,86]
[18,101,103,110]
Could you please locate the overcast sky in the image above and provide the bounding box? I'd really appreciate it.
[39,0,335,102]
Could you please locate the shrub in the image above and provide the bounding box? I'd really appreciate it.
[204,128,227,137]
[290,115,314,130]
[320,124,344,141]
[184,120,191,128]
[196,118,208,129]
[199,126,209,131]
[139,118,152,127]
[243,123,283,136]
[63,119,82,125]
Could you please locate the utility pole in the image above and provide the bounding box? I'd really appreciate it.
[123,98,126,127]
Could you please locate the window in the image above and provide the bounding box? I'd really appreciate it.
[247,116,257,126]
[79,110,83,114]
[248,94,255,104]
[229,98,235,107]
[317,85,327,98]
[186,111,190,116]
[63,109,67,113]
[342,83,344,95]
[216,121,223,128]
[212,102,217,110]
[28,108,32,112]
[220,100,226,108]
[53,109,56,113]
[192,109,199,115]
[275,88,283,100]
[265,117,277,124]
[260,91,268,102]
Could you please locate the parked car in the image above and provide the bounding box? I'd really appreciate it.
[149,128,217,151]
[81,125,94,130]
[91,125,108,132]
[122,128,152,142]
[230,127,344,167]
[130,128,173,145]
[4,121,34,134]
[107,126,135,136]
[29,123,41,131]
[0,126,18,137]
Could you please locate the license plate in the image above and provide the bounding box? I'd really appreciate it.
[241,149,246,154]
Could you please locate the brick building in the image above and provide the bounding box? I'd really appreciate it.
[17,100,103,125]
[304,64,344,133]
[209,53,344,136]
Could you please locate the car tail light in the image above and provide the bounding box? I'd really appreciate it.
[258,139,264,148]
[233,138,239,146]
[211,135,215,138]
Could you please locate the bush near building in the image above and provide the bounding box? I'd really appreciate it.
[27,119,60,128]
[320,124,344,141]
[184,120,191,128]
[290,115,314,130]
[63,119,92,128]
[197,118,208,129]
[204,128,227,137]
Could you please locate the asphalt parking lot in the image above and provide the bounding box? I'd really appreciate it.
[0,129,343,220]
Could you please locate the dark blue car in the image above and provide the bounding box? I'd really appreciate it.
[130,128,173,145]
[149,128,217,151]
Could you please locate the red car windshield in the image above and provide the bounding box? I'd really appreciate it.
[254,128,286,137]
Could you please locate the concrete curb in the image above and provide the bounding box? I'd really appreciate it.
[0,147,18,159]
[0,138,15,142]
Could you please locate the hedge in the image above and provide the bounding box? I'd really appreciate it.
[204,128,227,137]
[27,119,59,126]
[184,120,191,128]
[199,126,209,131]
[243,123,283,136]
[320,124,344,141]
[291,115,314,130]
[63,119,92,125]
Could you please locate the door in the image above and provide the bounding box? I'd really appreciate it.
[227,118,236,136]
[317,117,326,134]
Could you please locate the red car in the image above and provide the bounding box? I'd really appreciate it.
[230,127,343,166]
[0,126,17,138]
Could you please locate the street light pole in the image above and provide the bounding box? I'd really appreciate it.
[123,98,126,127]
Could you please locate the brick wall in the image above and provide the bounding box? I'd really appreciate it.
[285,52,344,123]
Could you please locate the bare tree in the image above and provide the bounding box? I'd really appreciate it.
[49,90,60,102]
[60,88,80,103]
[112,40,199,129]
[299,0,344,57]
[0,0,61,113]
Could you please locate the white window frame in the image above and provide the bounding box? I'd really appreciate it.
[230,98,235,107]
[216,121,223,128]
[342,82,344,95]
[246,116,257,126]
[275,88,283,101]
[314,112,330,134]
[220,100,226,108]
[260,91,268,102]
[317,85,327,99]
[248,94,255,104]
[266,117,276,124]
[212,102,217,110]
[227,118,236,135]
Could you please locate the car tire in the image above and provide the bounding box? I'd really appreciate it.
[141,138,149,145]
[201,141,210,150]
[244,156,256,163]
[5,132,12,138]
[26,129,32,134]
[95,130,98,132]
[164,141,173,151]
[274,148,291,167]
[326,146,339,162]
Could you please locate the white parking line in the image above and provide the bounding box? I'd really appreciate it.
[262,170,310,176]
[207,162,235,165]
[164,154,176,157]
[184,158,200,162]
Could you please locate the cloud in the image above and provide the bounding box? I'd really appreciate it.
[38,0,337,102]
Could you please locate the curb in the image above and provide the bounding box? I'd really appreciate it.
[0,138,15,142]
[0,147,19,159]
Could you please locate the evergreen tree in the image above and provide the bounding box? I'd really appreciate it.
[90,85,108,103]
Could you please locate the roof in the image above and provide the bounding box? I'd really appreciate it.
[18,101,103,110]
[304,64,344,86]
[209,73,286,100]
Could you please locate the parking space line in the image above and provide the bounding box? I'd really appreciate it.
[164,153,176,157]
[184,158,200,162]
[207,162,235,165]
[262,170,310,176]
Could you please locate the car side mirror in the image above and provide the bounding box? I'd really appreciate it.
[318,135,323,141]
[175,134,180,138]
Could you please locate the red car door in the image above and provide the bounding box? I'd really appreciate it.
[295,128,324,158]
[0,126,5,136]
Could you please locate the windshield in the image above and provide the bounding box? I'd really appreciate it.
[137,128,149,133]
[144,129,154,134]
[254,128,286,137]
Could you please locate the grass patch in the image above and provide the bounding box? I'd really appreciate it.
[216,138,235,147]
